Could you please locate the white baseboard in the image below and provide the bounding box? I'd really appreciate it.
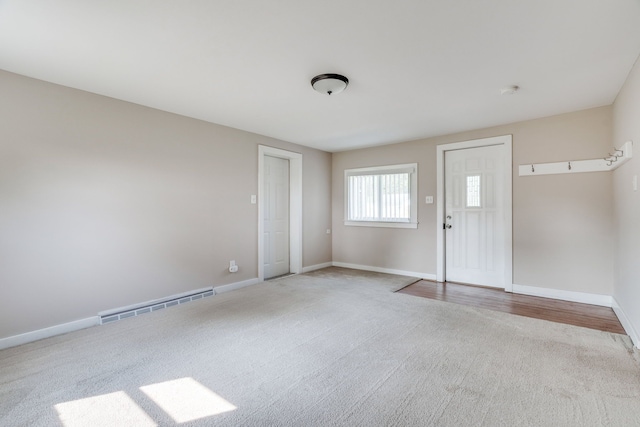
[214,278,261,294]
[612,298,640,349]
[0,316,100,351]
[512,283,612,307]
[332,262,436,281]
[302,262,333,273]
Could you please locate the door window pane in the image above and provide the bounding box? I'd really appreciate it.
[466,175,481,207]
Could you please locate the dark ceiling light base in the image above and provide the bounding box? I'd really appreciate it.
[311,73,349,95]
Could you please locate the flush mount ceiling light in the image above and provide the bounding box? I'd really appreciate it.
[311,73,349,95]
[500,85,520,95]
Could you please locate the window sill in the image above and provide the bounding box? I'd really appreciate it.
[344,221,418,229]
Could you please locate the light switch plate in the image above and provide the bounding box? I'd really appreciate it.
[251,195,257,204]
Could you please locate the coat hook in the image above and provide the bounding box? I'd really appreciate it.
[568,161,572,171]
[531,164,535,173]
[615,148,624,156]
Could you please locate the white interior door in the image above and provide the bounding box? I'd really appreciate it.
[264,155,290,279]
[444,145,505,288]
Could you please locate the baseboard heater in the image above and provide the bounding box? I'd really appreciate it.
[100,288,214,325]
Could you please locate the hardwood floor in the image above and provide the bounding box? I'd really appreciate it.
[397,280,625,334]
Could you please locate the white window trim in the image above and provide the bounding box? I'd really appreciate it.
[344,163,418,229]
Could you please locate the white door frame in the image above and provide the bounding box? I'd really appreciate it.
[436,135,513,292]
[258,145,302,281]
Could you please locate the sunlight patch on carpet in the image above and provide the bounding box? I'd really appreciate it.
[140,377,237,423]
[55,391,156,427]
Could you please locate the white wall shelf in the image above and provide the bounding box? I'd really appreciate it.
[519,140,633,177]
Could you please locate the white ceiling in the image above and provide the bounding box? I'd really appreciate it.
[1,1,639,152]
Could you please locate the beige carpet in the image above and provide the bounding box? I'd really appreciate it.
[1,267,639,426]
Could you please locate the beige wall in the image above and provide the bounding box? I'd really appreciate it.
[612,56,640,342]
[301,149,333,268]
[1,65,628,342]
[333,106,613,295]
[0,70,332,339]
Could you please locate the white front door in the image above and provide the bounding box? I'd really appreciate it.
[444,145,505,288]
[263,155,290,279]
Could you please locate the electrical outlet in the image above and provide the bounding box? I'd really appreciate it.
[425,196,434,204]
[229,260,238,273]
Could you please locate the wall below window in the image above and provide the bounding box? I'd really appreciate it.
[332,106,614,297]
[0,70,332,340]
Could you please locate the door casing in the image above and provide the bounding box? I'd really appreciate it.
[258,145,302,281]
[436,135,513,292]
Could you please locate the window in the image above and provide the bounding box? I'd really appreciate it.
[466,175,481,207]
[344,163,418,228]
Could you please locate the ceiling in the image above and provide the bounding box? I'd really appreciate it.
[1,1,639,152]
